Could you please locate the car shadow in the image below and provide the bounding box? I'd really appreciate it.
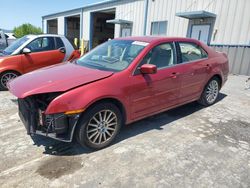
[31,93,227,156]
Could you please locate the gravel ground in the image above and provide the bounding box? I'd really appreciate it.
[0,75,249,188]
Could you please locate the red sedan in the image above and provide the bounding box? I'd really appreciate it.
[8,37,229,149]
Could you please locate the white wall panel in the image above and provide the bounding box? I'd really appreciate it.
[146,0,250,45]
[43,0,250,45]
[43,20,47,33]
[57,17,65,35]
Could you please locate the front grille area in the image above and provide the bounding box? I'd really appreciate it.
[18,97,80,142]
[18,98,39,135]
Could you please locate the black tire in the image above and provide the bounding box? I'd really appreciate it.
[198,77,220,106]
[0,71,19,91]
[76,102,122,150]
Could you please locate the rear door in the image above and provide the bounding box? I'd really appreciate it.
[21,37,65,73]
[130,42,181,119]
[176,42,210,103]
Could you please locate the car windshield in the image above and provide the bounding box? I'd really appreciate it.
[3,36,30,55]
[77,40,148,72]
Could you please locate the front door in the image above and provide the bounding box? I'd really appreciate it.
[191,25,210,44]
[129,42,181,120]
[21,37,65,73]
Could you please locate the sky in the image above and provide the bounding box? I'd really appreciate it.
[0,0,101,30]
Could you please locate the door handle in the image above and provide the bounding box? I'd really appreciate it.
[205,64,211,69]
[170,72,179,79]
[59,47,66,54]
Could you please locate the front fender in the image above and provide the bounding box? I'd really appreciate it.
[0,55,23,74]
[45,79,129,115]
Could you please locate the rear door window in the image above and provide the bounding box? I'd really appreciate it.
[179,42,208,63]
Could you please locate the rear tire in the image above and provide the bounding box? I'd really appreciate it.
[0,71,19,90]
[198,77,220,106]
[76,102,122,150]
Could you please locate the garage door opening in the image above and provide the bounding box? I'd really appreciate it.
[47,19,58,34]
[90,9,115,49]
[65,15,80,48]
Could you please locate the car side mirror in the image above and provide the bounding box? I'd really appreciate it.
[140,64,157,74]
[22,48,31,54]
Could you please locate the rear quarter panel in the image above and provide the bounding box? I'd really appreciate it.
[200,43,229,87]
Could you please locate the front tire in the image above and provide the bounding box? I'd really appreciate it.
[76,102,122,150]
[0,71,19,90]
[198,77,220,106]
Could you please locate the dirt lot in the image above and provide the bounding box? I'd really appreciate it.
[0,75,250,188]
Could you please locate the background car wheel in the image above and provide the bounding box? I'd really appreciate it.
[76,102,122,150]
[0,71,19,91]
[198,77,220,106]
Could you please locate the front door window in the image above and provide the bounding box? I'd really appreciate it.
[26,37,55,52]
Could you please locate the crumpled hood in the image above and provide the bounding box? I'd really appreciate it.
[8,62,113,98]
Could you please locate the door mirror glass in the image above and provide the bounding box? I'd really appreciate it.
[22,48,31,54]
[140,64,157,74]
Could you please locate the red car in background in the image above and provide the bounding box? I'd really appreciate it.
[0,34,80,90]
[8,37,229,149]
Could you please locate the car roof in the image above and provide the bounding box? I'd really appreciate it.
[26,34,65,39]
[115,36,201,44]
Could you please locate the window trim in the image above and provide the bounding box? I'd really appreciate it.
[176,41,209,64]
[133,42,177,76]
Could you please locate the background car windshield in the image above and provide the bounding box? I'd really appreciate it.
[77,40,147,72]
[3,36,29,55]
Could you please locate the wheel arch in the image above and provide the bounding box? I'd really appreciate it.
[0,69,22,76]
[80,97,127,124]
[73,97,127,143]
[0,70,22,90]
[210,74,222,89]
[199,73,223,99]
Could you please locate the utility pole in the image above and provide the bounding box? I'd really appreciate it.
[143,0,149,35]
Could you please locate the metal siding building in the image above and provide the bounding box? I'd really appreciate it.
[42,0,250,75]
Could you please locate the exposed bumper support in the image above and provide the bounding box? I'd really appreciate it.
[35,114,80,142]
[18,98,81,142]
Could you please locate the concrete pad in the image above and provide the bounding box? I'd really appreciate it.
[0,75,250,188]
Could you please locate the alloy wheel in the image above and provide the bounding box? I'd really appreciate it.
[205,80,219,104]
[1,72,18,89]
[87,110,118,145]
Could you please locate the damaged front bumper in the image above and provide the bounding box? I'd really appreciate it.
[18,98,80,142]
